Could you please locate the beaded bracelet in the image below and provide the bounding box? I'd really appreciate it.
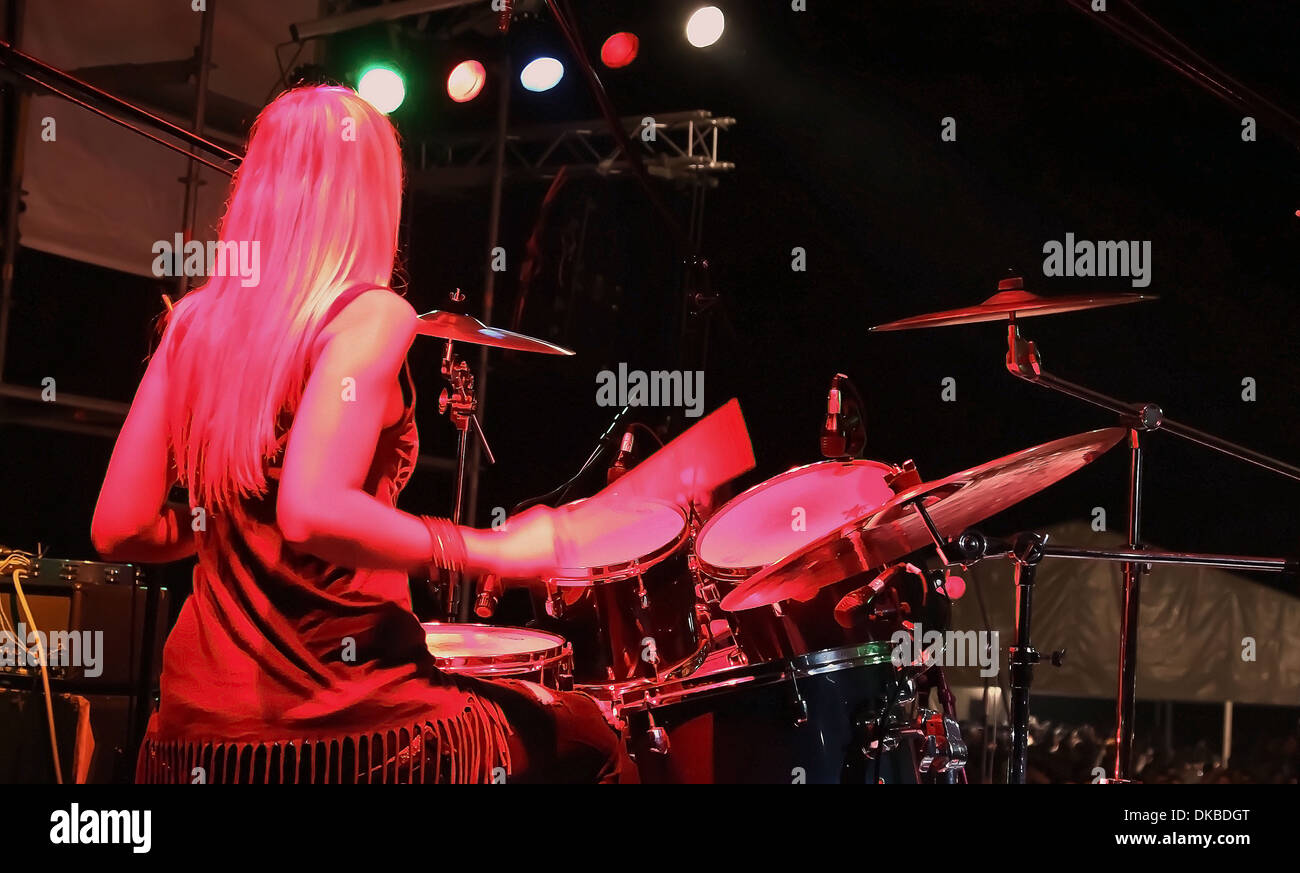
[421,515,468,575]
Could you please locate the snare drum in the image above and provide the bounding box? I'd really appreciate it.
[616,643,922,784]
[532,500,705,691]
[694,460,900,661]
[422,623,573,690]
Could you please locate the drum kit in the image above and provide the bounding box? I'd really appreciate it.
[411,277,1300,784]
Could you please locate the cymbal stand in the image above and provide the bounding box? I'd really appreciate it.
[439,338,496,621]
[911,497,1047,784]
[1005,321,1300,781]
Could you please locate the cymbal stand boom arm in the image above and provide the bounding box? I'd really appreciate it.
[1005,323,1300,781]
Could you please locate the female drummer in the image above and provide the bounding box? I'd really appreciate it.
[91,85,634,783]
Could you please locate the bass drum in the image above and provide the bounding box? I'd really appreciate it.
[695,459,910,661]
[616,644,922,784]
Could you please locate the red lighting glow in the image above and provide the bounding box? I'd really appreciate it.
[447,60,487,103]
[600,32,640,69]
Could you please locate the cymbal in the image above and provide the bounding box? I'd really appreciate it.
[416,310,575,355]
[870,284,1155,332]
[719,428,1125,612]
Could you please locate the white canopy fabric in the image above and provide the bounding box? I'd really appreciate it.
[17,0,317,277]
[945,520,1300,707]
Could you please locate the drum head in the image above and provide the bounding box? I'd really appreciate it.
[422,623,567,670]
[696,460,896,577]
[548,500,688,586]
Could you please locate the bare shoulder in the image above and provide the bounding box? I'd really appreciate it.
[315,287,417,364]
[333,287,417,332]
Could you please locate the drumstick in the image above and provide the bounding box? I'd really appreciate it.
[595,398,755,508]
[545,400,755,580]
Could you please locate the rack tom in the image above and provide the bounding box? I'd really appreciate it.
[694,459,903,661]
[533,500,706,692]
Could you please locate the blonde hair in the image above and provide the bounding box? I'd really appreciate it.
[159,86,404,511]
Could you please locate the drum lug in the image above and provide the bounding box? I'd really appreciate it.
[726,648,748,667]
[695,579,720,605]
[695,607,715,646]
[545,587,565,619]
[646,714,671,755]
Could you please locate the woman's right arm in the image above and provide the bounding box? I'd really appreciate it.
[276,289,556,576]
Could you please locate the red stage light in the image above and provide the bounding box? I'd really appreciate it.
[447,60,486,103]
[600,32,639,69]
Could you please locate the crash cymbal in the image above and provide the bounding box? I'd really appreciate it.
[417,310,575,355]
[870,279,1155,332]
[719,427,1125,612]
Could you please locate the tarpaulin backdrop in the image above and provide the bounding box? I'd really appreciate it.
[17,0,318,277]
[946,520,1300,706]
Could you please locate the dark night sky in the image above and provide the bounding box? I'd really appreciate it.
[4,0,1300,594]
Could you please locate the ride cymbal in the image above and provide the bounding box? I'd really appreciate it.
[870,279,1154,332]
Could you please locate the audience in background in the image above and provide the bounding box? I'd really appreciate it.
[959,718,1300,784]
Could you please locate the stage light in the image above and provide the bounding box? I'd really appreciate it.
[447,60,487,103]
[685,6,725,48]
[357,65,405,113]
[520,57,564,92]
[600,32,639,69]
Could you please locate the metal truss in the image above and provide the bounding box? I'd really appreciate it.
[412,109,736,191]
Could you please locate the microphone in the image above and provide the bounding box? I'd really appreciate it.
[820,373,866,459]
[821,382,846,458]
[497,0,513,33]
[833,563,924,629]
[607,430,635,484]
[474,574,502,619]
[596,406,633,454]
[511,405,631,512]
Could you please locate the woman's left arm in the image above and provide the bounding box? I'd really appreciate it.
[91,335,197,564]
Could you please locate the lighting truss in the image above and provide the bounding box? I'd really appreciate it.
[412,109,736,191]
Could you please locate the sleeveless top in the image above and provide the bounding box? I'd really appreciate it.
[135,285,513,784]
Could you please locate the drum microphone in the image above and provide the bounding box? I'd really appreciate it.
[821,381,846,457]
[474,574,502,619]
[607,430,635,484]
[833,563,923,629]
[820,373,866,459]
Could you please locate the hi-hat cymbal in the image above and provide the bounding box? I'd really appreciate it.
[870,281,1155,332]
[719,427,1125,612]
[417,310,575,355]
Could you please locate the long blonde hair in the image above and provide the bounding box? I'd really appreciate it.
[159,86,404,511]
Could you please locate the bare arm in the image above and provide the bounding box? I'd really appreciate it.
[91,321,198,564]
[276,289,567,576]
